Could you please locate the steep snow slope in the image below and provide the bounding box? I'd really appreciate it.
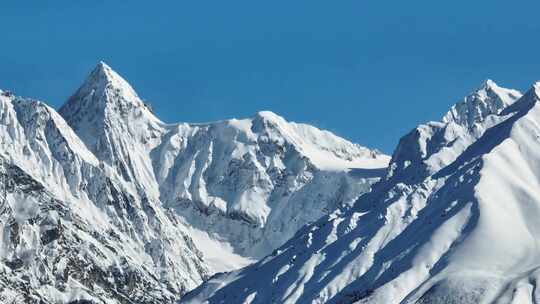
[60,63,389,262]
[0,91,209,303]
[183,81,540,304]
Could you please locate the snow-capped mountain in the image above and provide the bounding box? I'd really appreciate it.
[59,63,389,267]
[0,91,208,303]
[0,62,387,302]
[183,80,540,304]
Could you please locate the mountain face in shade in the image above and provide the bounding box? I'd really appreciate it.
[0,62,387,303]
[183,81,540,304]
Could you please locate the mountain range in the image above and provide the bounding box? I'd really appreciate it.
[183,80,540,303]
[0,63,388,303]
[2,62,538,304]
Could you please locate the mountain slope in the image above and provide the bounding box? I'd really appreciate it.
[0,91,209,303]
[59,63,389,265]
[182,81,540,304]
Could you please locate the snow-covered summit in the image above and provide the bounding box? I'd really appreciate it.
[253,110,283,121]
[250,110,385,170]
[80,61,147,108]
[386,80,522,185]
[60,62,164,197]
[60,61,160,129]
[442,79,522,129]
[61,61,160,123]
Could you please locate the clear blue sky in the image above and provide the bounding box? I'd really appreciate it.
[1,1,540,153]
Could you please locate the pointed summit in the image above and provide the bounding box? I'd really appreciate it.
[91,61,115,81]
[96,60,110,70]
[477,78,521,101]
[478,78,497,90]
[442,79,522,128]
[60,61,155,120]
[66,61,142,108]
[254,110,284,122]
[251,110,287,131]
[59,62,162,175]
[89,61,134,91]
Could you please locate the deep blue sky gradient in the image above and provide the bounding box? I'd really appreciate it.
[2,1,540,153]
